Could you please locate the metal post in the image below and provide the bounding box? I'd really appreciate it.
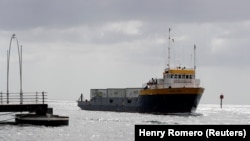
[18,45,23,104]
[220,94,224,109]
[36,91,38,104]
[7,49,10,104]
[220,99,222,108]
[42,91,44,104]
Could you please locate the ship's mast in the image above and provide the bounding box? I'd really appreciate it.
[194,44,196,70]
[168,28,171,69]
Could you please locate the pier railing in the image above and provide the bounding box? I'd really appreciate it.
[0,92,47,105]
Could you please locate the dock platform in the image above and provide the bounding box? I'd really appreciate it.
[0,104,48,113]
[0,34,68,126]
[0,92,69,126]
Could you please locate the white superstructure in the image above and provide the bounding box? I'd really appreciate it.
[145,67,200,89]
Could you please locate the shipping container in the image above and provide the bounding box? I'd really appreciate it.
[125,88,142,98]
[107,88,126,98]
[90,89,107,99]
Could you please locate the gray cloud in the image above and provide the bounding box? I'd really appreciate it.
[0,0,250,104]
[1,0,249,30]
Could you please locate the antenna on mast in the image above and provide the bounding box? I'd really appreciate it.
[194,44,196,70]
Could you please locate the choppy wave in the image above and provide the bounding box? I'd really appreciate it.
[0,101,249,141]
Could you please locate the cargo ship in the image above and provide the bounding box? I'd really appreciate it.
[77,29,204,114]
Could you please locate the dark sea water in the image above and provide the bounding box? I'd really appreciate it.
[0,100,249,141]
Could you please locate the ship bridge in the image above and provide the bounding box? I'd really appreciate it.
[164,67,195,79]
[145,67,200,89]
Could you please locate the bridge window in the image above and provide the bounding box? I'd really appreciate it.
[182,75,185,79]
[174,74,177,78]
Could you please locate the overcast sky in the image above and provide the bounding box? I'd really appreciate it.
[0,0,249,105]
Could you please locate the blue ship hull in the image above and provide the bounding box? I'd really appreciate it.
[77,91,203,114]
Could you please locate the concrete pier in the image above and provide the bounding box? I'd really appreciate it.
[0,104,48,114]
[0,92,69,126]
[15,113,69,126]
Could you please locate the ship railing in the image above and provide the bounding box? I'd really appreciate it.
[0,91,47,105]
